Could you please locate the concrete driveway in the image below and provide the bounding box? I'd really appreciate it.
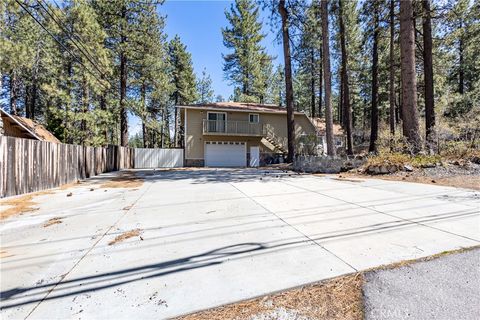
[1,168,479,319]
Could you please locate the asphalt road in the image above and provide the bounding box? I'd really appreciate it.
[363,248,480,320]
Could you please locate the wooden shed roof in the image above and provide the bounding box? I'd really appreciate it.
[0,109,60,143]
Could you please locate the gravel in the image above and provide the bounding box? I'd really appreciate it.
[363,248,480,320]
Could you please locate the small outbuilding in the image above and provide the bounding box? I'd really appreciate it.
[0,108,60,143]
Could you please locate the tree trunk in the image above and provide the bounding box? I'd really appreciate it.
[458,38,464,94]
[141,82,148,148]
[339,76,343,125]
[422,0,435,145]
[310,49,316,118]
[321,0,335,156]
[81,76,89,145]
[400,0,422,152]
[9,71,18,115]
[100,92,108,144]
[119,5,128,147]
[278,0,296,162]
[369,3,379,153]
[389,0,395,136]
[339,0,353,155]
[318,46,323,118]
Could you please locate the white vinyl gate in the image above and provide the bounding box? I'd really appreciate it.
[134,148,184,168]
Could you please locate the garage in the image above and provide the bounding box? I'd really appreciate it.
[205,141,246,167]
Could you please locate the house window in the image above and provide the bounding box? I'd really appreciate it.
[249,114,259,123]
[207,112,226,132]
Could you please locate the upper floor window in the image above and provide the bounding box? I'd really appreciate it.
[249,113,259,123]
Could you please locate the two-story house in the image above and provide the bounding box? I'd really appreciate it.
[177,102,342,167]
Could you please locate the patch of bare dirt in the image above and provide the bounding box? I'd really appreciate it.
[177,274,363,320]
[43,217,63,227]
[0,190,54,220]
[58,180,82,190]
[108,229,142,245]
[331,177,365,183]
[100,172,144,189]
[346,162,480,190]
[0,250,14,258]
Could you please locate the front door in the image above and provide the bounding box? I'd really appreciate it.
[250,146,260,167]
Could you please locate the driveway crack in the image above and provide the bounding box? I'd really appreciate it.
[25,177,155,319]
[281,180,480,244]
[228,182,358,272]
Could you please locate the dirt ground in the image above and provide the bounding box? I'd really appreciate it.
[0,190,54,220]
[108,229,142,245]
[345,162,480,190]
[177,248,477,320]
[100,171,145,189]
[177,274,363,320]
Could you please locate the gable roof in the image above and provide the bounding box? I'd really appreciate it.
[177,102,306,115]
[0,108,61,143]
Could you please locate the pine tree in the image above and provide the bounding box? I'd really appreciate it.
[196,68,215,103]
[400,0,421,151]
[278,0,296,162]
[321,0,335,156]
[338,0,353,155]
[222,0,273,103]
[169,35,197,146]
[368,0,380,153]
[422,0,435,145]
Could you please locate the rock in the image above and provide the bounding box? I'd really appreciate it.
[388,165,399,173]
[379,165,389,174]
[404,164,414,172]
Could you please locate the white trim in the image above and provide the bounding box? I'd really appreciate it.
[248,113,260,123]
[207,111,227,121]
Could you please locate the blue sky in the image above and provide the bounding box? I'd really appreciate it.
[130,0,283,136]
[161,0,283,99]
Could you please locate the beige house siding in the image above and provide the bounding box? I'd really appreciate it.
[183,108,317,161]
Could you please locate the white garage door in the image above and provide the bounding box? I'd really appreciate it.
[205,142,246,167]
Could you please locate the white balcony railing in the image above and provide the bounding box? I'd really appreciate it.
[202,120,264,136]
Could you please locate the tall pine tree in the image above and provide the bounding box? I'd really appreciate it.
[222,0,272,103]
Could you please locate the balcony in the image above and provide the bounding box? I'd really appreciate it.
[202,120,264,136]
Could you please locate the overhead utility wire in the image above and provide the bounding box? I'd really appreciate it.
[14,0,109,90]
[36,0,108,80]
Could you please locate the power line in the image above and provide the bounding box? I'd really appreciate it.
[15,0,109,90]
[35,0,109,80]
[44,0,109,74]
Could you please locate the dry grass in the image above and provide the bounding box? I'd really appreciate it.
[108,229,142,245]
[0,190,53,220]
[345,171,480,190]
[332,177,365,183]
[58,180,82,190]
[177,274,363,320]
[176,246,480,320]
[43,217,63,227]
[100,172,144,189]
[0,250,14,258]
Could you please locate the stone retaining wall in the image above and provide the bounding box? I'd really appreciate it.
[293,155,366,174]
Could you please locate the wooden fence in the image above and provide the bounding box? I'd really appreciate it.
[0,136,134,198]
